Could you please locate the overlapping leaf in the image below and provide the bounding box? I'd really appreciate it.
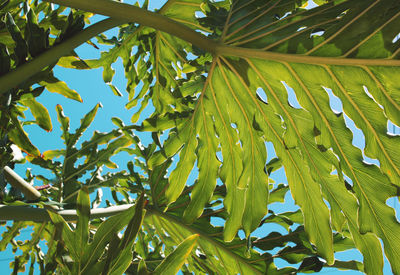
[47,188,146,275]
[43,104,134,201]
[144,198,364,275]
[143,0,400,273]
[0,1,88,161]
[2,0,400,274]
[146,208,273,275]
[0,221,53,273]
[78,0,209,123]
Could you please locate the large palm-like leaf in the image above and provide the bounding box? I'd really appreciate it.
[2,0,400,274]
[46,0,399,272]
[68,0,210,122]
[138,0,400,272]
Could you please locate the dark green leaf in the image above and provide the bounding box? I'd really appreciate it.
[19,93,52,132]
[153,234,199,275]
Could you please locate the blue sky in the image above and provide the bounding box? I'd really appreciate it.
[1,0,399,274]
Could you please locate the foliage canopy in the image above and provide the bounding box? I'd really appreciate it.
[0,0,400,274]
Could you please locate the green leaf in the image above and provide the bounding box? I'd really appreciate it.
[47,210,79,261]
[0,221,25,251]
[26,8,49,57]
[8,114,40,157]
[153,234,199,275]
[327,260,364,272]
[75,187,90,263]
[56,104,70,144]
[146,208,270,275]
[0,43,11,76]
[4,0,400,274]
[269,184,289,204]
[57,55,91,70]
[143,0,400,270]
[107,83,123,97]
[107,194,146,275]
[40,73,82,102]
[5,12,28,65]
[81,207,134,271]
[42,149,65,160]
[137,259,150,275]
[69,103,100,147]
[19,93,52,132]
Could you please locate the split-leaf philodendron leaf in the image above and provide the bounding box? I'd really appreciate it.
[0,0,399,274]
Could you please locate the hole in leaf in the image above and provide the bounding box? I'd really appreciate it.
[210,216,224,227]
[275,114,286,130]
[216,151,223,162]
[209,199,223,210]
[310,28,325,38]
[185,50,198,61]
[329,148,340,161]
[387,120,400,136]
[323,198,331,210]
[286,241,297,248]
[297,26,307,32]
[166,154,179,177]
[256,87,268,104]
[332,169,354,191]
[323,87,343,114]
[386,197,400,223]
[305,0,318,9]
[342,172,354,190]
[266,141,277,162]
[392,32,400,43]
[343,113,380,166]
[281,81,302,109]
[196,248,207,259]
[336,9,348,19]
[187,160,198,186]
[159,129,171,144]
[274,12,292,20]
[131,45,138,56]
[335,249,363,264]
[195,11,206,18]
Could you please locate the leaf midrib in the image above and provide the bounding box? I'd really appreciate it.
[221,56,329,258]
[146,207,264,274]
[324,65,400,179]
[283,62,392,246]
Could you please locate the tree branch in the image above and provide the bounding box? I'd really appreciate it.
[0,18,124,94]
[3,166,41,200]
[0,203,134,222]
[44,0,220,53]
[44,0,400,67]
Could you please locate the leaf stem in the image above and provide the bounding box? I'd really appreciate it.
[0,203,134,222]
[44,0,220,53]
[45,0,400,67]
[216,45,400,66]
